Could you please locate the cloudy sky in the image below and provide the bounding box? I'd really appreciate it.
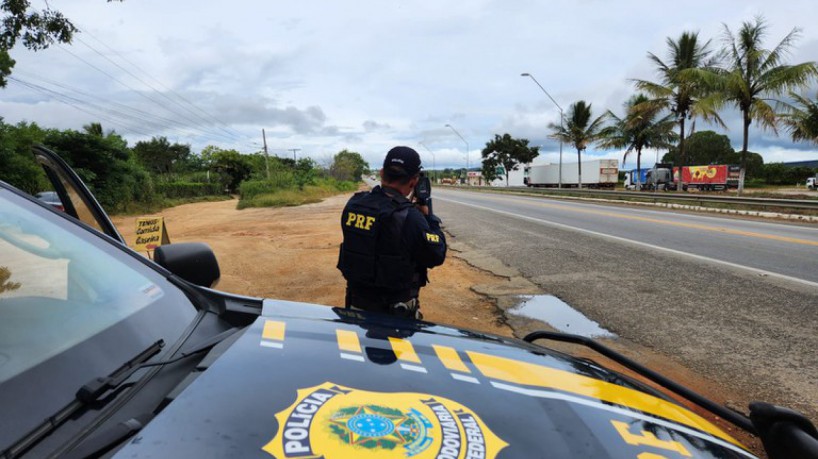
[2,0,818,170]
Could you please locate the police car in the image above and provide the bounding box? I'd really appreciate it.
[1,147,816,458]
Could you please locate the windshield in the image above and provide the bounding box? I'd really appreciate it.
[0,188,197,451]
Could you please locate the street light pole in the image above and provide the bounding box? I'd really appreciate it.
[445,124,469,184]
[418,142,436,182]
[521,72,564,189]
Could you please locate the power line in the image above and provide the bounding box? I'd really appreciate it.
[73,35,244,142]
[8,77,157,138]
[55,43,241,144]
[14,70,216,140]
[73,25,249,142]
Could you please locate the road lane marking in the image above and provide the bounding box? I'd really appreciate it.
[443,192,818,247]
[438,196,818,288]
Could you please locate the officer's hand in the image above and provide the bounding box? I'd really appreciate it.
[416,204,430,216]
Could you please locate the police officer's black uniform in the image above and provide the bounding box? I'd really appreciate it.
[337,148,446,317]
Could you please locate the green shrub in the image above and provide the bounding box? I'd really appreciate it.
[239,172,296,199]
[156,181,224,199]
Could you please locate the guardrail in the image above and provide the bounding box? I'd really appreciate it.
[443,185,818,212]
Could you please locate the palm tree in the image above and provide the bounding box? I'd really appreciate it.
[548,100,607,188]
[721,16,818,191]
[780,91,818,144]
[634,31,723,192]
[598,94,679,188]
[83,122,104,137]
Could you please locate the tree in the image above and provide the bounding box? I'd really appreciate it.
[598,94,678,187]
[83,122,104,137]
[480,133,539,186]
[0,119,50,194]
[132,136,192,174]
[480,156,500,183]
[44,129,155,211]
[201,146,252,192]
[720,16,818,192]
[0,0,79,86]
[780,91,818,145]
[330,150,368,182]
[548,100,606,188]
[665,130,734,165]
[634,31,723,192]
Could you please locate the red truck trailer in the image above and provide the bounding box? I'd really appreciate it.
[672,165,741,191]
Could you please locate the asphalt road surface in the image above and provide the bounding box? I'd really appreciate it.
[434,187,818,420]
[437,188,818,285]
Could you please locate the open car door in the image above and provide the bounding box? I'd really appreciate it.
[32,145,126,245]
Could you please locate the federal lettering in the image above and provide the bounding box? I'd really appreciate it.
[457,412,486,459]
[426,232,440,243]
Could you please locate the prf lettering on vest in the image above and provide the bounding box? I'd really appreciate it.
[345,212,376,230]
[425,232,441,243]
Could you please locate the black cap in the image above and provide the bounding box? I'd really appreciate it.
[383,146,422,177]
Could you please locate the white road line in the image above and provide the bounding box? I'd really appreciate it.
[437,196,818,289]
[490,381,757,459]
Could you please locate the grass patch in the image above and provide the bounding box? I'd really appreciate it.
[237,181,357,209]
[112,195,233,216]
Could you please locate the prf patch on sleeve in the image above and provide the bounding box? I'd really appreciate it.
[425,232,441,243]
[344,211,376,231]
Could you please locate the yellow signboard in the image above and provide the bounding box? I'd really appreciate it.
[134,216,171,252]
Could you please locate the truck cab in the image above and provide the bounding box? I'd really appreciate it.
[808,177,817,190]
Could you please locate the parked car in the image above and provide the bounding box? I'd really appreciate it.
[34,190,64,211]
[0,147,816,458]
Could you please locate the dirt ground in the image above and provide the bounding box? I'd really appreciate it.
[111,192,764,455]
[111,194,513,337]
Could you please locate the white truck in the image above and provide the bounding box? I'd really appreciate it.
[808,176,817,190]
[524,159,619,188]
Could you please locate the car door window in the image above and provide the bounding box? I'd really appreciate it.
[33,147,125,244]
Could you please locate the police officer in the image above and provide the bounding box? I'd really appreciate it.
[337,146,446,318]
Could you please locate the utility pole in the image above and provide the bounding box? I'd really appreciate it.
[288,148,301,161]
[262,129,270,179]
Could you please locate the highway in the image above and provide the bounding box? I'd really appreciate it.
[433,187,818,420]
[436,188,818,285]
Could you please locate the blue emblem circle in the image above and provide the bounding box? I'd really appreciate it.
[347,413,395,437]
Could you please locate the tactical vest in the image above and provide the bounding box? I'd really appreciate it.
[338,190,415,292]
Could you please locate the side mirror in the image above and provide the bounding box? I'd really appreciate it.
[154,242,221,288]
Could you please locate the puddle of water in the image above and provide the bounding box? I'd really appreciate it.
[507,295,616,338]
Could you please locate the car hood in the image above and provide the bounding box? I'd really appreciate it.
[115,300,756,458]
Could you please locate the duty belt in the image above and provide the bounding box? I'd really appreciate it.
[348,295,420,319]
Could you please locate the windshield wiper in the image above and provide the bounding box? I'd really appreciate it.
[1,340,164,459]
